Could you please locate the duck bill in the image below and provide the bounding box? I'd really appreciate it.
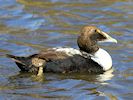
[99,31,117,43]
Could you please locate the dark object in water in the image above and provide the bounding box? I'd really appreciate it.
[6,26,117,75]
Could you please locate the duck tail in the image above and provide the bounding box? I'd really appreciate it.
[6,54,26,65]
[6,54,17,59]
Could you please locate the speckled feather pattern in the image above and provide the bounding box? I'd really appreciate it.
[6,26,117,74]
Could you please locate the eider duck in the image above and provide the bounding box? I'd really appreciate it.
[6,26,117,76]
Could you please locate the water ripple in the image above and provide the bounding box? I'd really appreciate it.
[0,0,133,99]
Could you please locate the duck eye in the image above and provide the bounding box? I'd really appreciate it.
[94,29,97,33]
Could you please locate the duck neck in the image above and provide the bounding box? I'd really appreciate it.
[83,44,99,54]
[77,36,99,54]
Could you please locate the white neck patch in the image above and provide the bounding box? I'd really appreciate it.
[90,48,112,71]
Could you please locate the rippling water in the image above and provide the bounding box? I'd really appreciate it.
[0,0,133,99]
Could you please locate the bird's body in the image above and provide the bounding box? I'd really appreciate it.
[6,26,117,75]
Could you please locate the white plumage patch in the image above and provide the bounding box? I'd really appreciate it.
[53,47,82,56]
[91,48,112,71]
[53,47,112,71]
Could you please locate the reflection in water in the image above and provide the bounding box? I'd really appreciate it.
[6,69,114,99]
[0,0,133,99]
[98,68,114,83]
[8,68,114,83]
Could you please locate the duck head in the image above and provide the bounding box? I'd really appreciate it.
[77,26,117,54]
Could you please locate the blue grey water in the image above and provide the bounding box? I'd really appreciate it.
[0,0,133,100]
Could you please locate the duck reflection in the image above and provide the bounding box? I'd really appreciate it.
[97,68,114,83]
[8,68,114,84]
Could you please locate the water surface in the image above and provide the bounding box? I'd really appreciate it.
[0,0,133,100]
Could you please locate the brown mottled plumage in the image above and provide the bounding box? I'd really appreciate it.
[77,26,106,54]
[6,25,117,75]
